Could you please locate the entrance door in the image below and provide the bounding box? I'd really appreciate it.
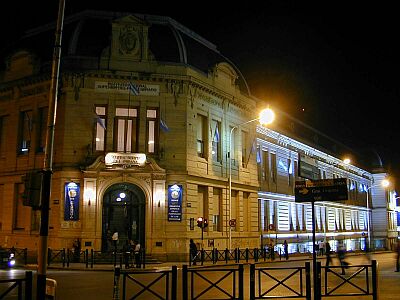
[102,183,145,252]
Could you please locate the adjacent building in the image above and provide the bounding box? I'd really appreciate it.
[0,10,397,261]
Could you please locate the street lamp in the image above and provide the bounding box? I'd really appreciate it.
[228,108,275,249]
[365,179,390,250]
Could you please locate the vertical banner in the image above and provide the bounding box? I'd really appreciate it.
[168,184,182,222]
[64,182,80,221]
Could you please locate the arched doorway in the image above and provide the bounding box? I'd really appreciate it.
[102,183,145,252]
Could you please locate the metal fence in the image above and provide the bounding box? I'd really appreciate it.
[0,271,32,300]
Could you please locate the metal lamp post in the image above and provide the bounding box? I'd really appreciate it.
[228,108,275,250]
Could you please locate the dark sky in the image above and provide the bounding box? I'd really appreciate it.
[2,1,399,188]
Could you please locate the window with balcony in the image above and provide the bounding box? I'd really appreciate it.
[196,114,207,158]
[146,109,159,154]
[19,110,33,154]
[95,106,107,152]
[211,119,221,162]
[37,107,48,153]
[114,107,138,153]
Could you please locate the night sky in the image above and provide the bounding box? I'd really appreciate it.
[2,2,399,189]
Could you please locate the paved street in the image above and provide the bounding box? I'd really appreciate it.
[1,251,399,299]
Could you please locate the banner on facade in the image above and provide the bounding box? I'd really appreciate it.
[64,182,80,221]
[168,184,182,222]
[95,81,160,96]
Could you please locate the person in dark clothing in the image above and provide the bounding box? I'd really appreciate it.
[190,239,198,265]
[337,242,348,275]
[283,240,289,260]
[325,242,332,266]
[72,239,81,263]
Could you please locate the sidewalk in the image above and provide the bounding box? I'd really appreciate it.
[23,251,355,272]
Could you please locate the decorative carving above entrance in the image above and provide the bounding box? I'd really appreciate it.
[111,15,149,61]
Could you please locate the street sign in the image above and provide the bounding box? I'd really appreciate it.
[295,178,348,202]
[298,154,320,180]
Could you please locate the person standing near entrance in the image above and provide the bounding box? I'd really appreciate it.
[134,240,141,268]
[112,230,119,253]
[325,242,332,266]
[283,240,289,260]
[190,239,198,265]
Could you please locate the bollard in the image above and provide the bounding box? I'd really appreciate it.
[46,278,57,299]
[113,267,121,300]
[25,271,33,300]
[91,249,94,268]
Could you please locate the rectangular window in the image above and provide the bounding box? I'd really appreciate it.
[146,109,159,154]
[270,153,277,183]
[198,186,208,231]
[241,130,248,167]
[196,114,207,158]
[37,107,48,152]
[230,126,237,166]
[213,188,223,232]
[288,158,293,187]
[114,107,138,153]
[95,106,107,151]
[19,110,33,154]
[0,115,7,158]
[211,119,221,162]
[14,183,28,229]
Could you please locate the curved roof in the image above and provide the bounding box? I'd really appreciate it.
[1,10,250,95]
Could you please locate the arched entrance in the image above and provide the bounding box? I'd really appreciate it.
[102,183,145,252]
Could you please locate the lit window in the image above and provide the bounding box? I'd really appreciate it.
[114,107,138,153]
[19,110,33,154]
[95,106,106,151]
[211,120,221,162]
[146,109,159,154]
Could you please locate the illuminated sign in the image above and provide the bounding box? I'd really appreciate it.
[295,178,348,202]
[64,182,80,221]
[105,153,146,168]
[298,154,320,180]
[168,184,182,222]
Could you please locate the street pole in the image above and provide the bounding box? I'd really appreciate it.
[36,0,65,298]
[311,201,319,300]
[227,109,275,251]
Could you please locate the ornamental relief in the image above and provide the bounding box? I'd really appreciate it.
[119,25,141,57]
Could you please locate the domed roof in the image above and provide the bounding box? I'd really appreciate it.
[1,10,250,95]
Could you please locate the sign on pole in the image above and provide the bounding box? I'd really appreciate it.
[295,178,348,202]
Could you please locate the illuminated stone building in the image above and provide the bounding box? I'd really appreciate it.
[0,10,397,261]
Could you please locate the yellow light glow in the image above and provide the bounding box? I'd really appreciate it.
[343,158,351,165]
[259,108,275,125]
[382,179,390,188]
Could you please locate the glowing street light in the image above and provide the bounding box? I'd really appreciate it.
[228,108,275,249]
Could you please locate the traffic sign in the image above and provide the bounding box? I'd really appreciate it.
[229,219,236,227]
[295,178,348,202]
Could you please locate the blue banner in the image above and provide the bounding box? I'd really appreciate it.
[64,182,80,221]
[168,184,182,222]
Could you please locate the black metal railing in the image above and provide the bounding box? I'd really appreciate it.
[0,271,32,300]
[250,262,311,299]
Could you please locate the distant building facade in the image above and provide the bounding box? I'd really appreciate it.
[0,10,397,261]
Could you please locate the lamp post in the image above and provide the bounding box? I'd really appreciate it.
[365,179,390,250]
[228,108,275,249]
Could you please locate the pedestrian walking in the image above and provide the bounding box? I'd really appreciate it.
[325,242,332,266]
[395,239,400,272]
[283,240,289,260]
[190,239,198,265]
[134,240,141,268]
[337,242,348,275]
